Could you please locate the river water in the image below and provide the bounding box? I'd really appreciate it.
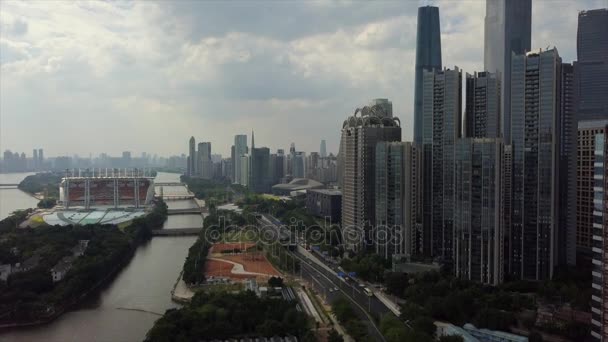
[0,172,199,342]
[0,172,38,220]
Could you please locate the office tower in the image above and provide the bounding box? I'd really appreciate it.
[454,138,503,285]
[239,154,250,186]
[484,0,532,142]
[414,5,442,145]
[320,140,327,158]
[574,9,608,122]
[234,134,248,185]
[199,142,212,179]
[38,148,43,169]
[188,136,196,176]
[375,142,406,259]
[404,142,422,257]
[577,121,608,258]
[464,71,501,138]
[509,49,562,280]
[370,99,393,118]
[249,132,272,193]
[421,67,462,260]
[340,103,401,252]
[590,127,608,341]
[559,63,577,266]
[33,149,38,171]
[293,152,306,178]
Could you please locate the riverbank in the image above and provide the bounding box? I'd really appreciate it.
[0,201,168,330]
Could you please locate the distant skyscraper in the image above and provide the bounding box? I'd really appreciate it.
[414,6,442,145]
[484,0,531,142]
[590,126,608,341]
[574,9,608,122]
[454,138,503,285]
[421,67,462,260]
[234,134,248,185]
[509,49,562,280]
[340,103,401,252]
[292,152,306,178]
[249,131,272,193]
[38,148,43,170]
[370,99,393,118]
[464,71,501,138]
[199,142,212,179]
[33,149,38,171]
[188,137,196,176]
[320,140,327,158]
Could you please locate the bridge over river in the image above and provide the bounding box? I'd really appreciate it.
[156,180,204,236]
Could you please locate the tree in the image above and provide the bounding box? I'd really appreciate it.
[528,331,543,342]
[268,276,284,287]
[385,272,408,296]
[328,329,344,342]
[439,335,465,342]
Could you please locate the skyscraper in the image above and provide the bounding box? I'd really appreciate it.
[199,142,212,179]
[375,142,406,259]
[509,49,562,280]
[590,126,607,341]
[403,142,422,258]
[574,9,608,122]
[320,140,327,158]
[484,0,532,142]
[421,67,462,260]
[38,148,43,170]
[454,138,503,285]
[33,149,38,171]
[188,136,196,176]
[577,120,608,258]
[559,63,577,266]
[233,134,248,185]
[249,132,272,193]
[340,103,401,252]
[370,98,393,118]
[413,6,442,145]
[464,71,501,138]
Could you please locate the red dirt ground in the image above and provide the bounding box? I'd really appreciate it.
[204,259,255,280]
[219,254,280,276]
[209,242,256,254]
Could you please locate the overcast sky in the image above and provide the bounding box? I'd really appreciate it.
[1,0,606,158]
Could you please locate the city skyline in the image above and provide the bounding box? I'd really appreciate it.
[1,0,604,157]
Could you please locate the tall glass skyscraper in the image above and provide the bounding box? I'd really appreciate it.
[574,9,608,122]
[413,6,442,145]
[509,49,562,281]
[484,0,531,143]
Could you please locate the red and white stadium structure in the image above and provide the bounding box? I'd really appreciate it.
[59,169,155,208]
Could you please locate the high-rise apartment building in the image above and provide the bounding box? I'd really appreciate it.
[509,49,562,280]
[340,103,401,252]
[188,136,196,176]
[574,9,608,122]
[484,0,532,142]
[559,63,577,266]
[454,138,503,285]
[578,121,608,257]
[404,142,423,257]
[421,67,462,260]
[375,142,406,259]
[320,140,327,158]
[233,134,248,185]
[370,99,393,118]
[198,142,212,179]
[590,127,607,341]
[465,71,501,138]
[414,6,442,145]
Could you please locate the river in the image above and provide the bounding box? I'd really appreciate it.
[0,172,199,342]
[0,172,38,220]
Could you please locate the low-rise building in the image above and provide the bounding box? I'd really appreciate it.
[306,189,341,223]
[51,256,75,282]
[271,178,324,196]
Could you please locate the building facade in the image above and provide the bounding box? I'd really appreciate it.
[422,67,462,261]
[306,189,342,223]
[453,138,503,285]
[591,127,607,341]
[188,136,196,176]
[574,9,608,123]
[509,49,562,280]
[484,0,531,143]
[340,104,401,252]
[233,134,248,185]
[465,71,501,138]
[414,5,442,145]
[199,142,212,179]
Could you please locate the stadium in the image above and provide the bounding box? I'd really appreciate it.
[59,175,155,208]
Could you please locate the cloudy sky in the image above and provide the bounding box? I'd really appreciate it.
[1,0,605,158]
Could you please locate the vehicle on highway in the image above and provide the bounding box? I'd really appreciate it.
[363,287,374,297]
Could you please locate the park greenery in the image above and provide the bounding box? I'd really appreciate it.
[0,200,167,324]
[145,291,311,341]
[180,175,241,207]
[340,253,391,282]
[331,297,371,341]
[18,172,62,208]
